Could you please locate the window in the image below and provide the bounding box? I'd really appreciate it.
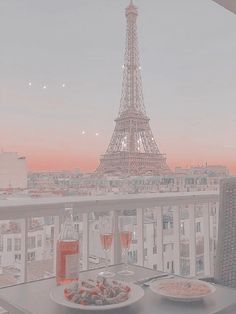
[28,236,36,249]
[196,221,201,233]
[50,226,54,240]
[196,239,204,255]
[153,246,157,254]
[180,243,190,257]
[171,261,174,273]
[128,250,137,263]
[196,257,204,273]
[15,254,21,261]
[180,222,185,235]
[163,216,173,230]
[0,236,3,252]
[27,251,35,261]
[163,244,167,252]
[213,226,217,237]
[133,250,137,263]
[37,235,42,247]
[180,209,189,220]
[180,258,190,276]
[14,239,21,251]
[75,224,79,233]
[7,238,12,252]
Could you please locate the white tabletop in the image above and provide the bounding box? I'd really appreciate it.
[0,264,236,314]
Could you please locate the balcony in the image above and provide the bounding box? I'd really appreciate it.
[0,191,218,285]
[0,191,236,313]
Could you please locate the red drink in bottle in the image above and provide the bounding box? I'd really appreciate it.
[56,240,80,285]
[56,207,80,285]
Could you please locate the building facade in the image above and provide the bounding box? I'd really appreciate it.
[0,152,27,190]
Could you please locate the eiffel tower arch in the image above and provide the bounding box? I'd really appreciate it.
[97,1,170,176]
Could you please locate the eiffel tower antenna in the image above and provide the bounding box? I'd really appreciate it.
[96,2,170,176]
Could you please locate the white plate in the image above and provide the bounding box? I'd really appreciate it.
[149,278,216,302]
[50,281,144,311]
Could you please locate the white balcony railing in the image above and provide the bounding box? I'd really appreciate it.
[0,191,219,288]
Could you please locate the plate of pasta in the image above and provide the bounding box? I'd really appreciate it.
[149,278,216,302]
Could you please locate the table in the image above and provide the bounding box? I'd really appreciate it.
[0,264,236,314]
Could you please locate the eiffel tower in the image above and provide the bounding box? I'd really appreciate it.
[97,1,170,176]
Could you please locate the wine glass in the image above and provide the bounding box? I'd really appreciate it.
[118,216,134,275]
[98,214,115,278]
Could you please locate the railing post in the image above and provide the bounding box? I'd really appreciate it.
[203,202,211,276]
[82,213,89,270]
[173,205,180,275]
[110,211,121,265]
[155,206,164,271]
[189,203,196,276]
[137,208,144,266]
[53,216,60,275]
[21,218,28,283]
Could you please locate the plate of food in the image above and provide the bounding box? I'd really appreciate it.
[149,278,216,302]
[50,278,144,310]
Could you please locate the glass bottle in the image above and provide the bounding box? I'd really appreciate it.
[56,206,80,285]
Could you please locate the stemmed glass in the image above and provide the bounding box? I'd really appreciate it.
[118,216,134,276]
[98,214,115,278]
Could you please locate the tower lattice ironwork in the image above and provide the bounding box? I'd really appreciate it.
[97,1,170,176]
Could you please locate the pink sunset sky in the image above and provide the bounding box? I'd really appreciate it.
[0,0,236,174]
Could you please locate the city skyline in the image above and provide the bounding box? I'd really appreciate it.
[0,0,236,173]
